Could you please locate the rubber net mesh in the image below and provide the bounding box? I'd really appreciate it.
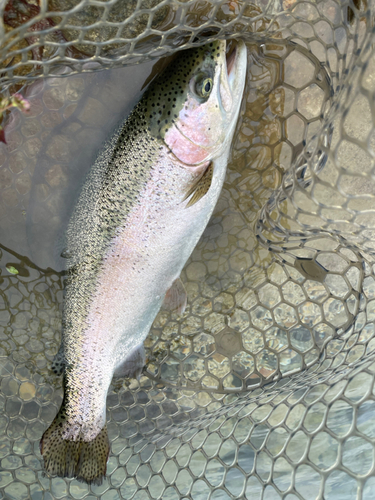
[1,0,375,499]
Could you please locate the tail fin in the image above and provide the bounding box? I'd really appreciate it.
[40,406,109,485]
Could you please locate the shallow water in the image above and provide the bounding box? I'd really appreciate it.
[1,2,375,498]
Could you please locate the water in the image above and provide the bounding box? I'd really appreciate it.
[1,1,375,498]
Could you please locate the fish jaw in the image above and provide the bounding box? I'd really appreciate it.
[222,39,247,140]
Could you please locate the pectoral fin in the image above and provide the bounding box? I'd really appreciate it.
[183,162,213,208]
[163,278,187,315]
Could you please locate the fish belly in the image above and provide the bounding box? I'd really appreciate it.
[85,147,229,373]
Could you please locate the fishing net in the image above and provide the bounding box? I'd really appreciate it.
[1,0,375,498]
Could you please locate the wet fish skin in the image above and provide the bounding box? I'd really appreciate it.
[41,39,247,484]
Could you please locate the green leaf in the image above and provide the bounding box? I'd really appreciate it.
[6,265,19,275]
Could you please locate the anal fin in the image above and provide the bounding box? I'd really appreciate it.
[183,162,213,208]
[113,344,146,380]
[163,278,187,315]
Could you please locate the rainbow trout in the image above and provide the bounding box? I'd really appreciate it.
[40,39,247,484]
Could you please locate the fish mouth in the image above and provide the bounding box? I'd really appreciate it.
[218,39,239,114]
[226,40,237,76]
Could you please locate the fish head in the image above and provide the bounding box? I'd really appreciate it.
[145,39,247,166]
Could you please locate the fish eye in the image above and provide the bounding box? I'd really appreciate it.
[194,76,213,98]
